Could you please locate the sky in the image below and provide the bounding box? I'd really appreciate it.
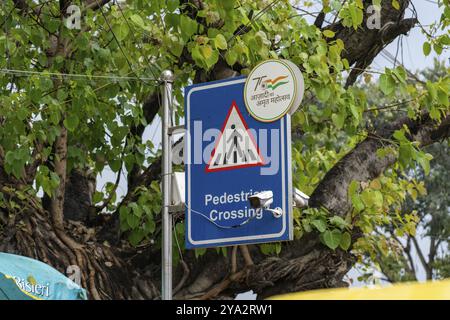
[375,0,449,71]
[95,0,448,291]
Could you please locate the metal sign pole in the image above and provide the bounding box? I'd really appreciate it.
[160,70,174,300]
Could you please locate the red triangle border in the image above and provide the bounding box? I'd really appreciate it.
[205,100,265,173]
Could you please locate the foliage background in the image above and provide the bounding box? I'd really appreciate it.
[0,0,448,298]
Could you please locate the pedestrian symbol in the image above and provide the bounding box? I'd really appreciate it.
[206,101,264,172]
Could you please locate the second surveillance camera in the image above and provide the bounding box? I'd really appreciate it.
[248,191,274,209]
[293,188,309,208]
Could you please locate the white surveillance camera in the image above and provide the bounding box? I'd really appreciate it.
[248,191,283,218]
[248,191,274,209]
[293,188,309,208]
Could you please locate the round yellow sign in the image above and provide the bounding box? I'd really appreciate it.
[244,59,304,122]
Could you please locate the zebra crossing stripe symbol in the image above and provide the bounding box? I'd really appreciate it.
[206,101,265,172]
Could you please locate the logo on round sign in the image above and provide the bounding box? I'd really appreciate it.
[244,59,304,122]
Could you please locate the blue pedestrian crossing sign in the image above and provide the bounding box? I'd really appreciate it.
[184,76,293,249]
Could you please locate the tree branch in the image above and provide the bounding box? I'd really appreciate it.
[428,236,437,273]
[325,0,417,87]
[309,114,450,216]
[405,236,417,278]
[411,235,432,279]
[50,124,68,229]
[85,0,112,11]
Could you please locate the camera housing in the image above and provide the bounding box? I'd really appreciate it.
[248,191,274,209]
[293,188,309,208]
[248,191,283,219]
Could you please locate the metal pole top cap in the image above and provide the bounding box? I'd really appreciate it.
[160,70,174,82]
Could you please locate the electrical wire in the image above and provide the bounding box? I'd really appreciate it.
[187,205,262,230]
[226,0,283,45]
[290,6,333,25]
[115,0,161,82]
[115,0,165,155]
[0,68,159,82]
[380,49,424,83]
[1,2,160,84]
[0,2,18,29]
[172,216,184,261]
[95,0,151,85]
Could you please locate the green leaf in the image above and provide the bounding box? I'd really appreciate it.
[348,180,359,198]
[379,73,395,95]
[417,152,433,175]
[398,144,414,167]
[92,191,104,204]
[393,129,407,143]
[129,202,142,217]
[47,19,60,33]
[392,0,400,10]
[225,47,238,66]
[423,42,431,56]
[302,219,312,233]
[220,0,235,10]
[323,229,342,250]
[339,232,351,250]
[128,229,145,246]
[144,219,156,234]
[323,30,335,38]
[126,213,140,229]
[348,3,363,29]
[433,42,443,54]
[63,114,79,132]
[194,248,207,258]
[329,216,348,229]
[164,13,179,28]
[130,14,145,29]
[119,206,130,222]
[316,86,331,102]
[56,89,68,101]
[275,243,282,255]
[361,189,383,209]
[165,35,184,57]
[112,23,129,41]
[180,15,198,40]
[427,81,438,101]
[166,0,179,12]
[351,194,365,212]
[200,45,214,60]
[437,87,449,107]
[392,67,407,84]
[429,106,441,120]
[348,103,360,121]
[311,219,327,232]
[15,107,28,121]
[214,34,227,50]
[109,159,122,173]
[200,45,219,69]
[331,112,345,129]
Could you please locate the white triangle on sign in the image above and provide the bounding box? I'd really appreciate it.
[206,101,265,172]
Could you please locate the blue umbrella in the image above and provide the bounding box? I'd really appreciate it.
[0,273,35,300]
[0,253,87,300]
